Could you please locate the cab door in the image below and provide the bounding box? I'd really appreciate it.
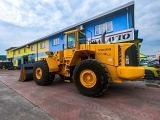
[63,30,77,57]
[67,32,76,56]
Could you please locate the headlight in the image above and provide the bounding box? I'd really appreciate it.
[125,55,129,65]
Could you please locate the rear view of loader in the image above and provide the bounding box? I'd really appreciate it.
[32,29,144,97]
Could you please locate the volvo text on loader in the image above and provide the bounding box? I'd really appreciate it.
[32,29,144,97]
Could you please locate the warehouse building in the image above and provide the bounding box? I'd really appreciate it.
[5,47,17,62]
[6,1,142,67]
[7,39,49,68]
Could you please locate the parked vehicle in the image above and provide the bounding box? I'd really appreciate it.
[139,59,149,66]
[0,61,12,69]
[144,60,160,82]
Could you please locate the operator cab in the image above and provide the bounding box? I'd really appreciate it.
[65,29,86,50]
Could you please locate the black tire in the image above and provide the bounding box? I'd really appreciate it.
[144,70,155,80]
[73,59,110,97]
[144,70,156,84]
[33,60,55,86]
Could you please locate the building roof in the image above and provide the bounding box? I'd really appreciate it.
[13,1,134,50]
[5,47,17,51]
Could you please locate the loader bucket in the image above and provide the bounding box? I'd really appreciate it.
[19,63,35,82]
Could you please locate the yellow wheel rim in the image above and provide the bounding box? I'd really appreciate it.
[36,68,42,79]
[80,69,97,88]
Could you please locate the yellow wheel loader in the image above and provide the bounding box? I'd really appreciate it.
[32,29,144,97]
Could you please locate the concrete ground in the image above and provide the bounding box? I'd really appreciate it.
[0,70,160,120]
[0,79,52,120]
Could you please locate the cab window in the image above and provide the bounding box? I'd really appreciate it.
[79,31,86,44]
[67,33,75,48]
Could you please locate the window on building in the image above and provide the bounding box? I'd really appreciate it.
[40,42,45,49]
[95,21,113,35]
[10,51,12,54]
[31,45,35,51]
[18,50,20,54]
[7,51,9,54]
[53,38,60,46]
[24,48,27,53]
[14,51,16,55]
[106,21,113,32]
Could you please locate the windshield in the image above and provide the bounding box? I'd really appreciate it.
[140,60,149,65]
[147,60,159,68]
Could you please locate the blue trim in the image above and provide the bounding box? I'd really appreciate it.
[38,52,47,57]
[13,56,21,60]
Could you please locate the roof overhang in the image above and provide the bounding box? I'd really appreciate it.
[5,47,17,51]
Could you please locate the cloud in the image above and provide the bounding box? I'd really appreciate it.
[0,22,50,54]
[135,0,160,41]
[0,0,159,55]
[134,0,160,55]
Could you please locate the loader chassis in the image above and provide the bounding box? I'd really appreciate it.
[33,29,144,97]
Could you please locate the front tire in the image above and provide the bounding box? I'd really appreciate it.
[73,59,110,97]
[33,60,55,86]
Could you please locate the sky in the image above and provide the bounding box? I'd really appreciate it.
[0,0,160,55]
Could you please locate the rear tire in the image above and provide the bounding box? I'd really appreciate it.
[144,70,155,80]
[144,70,156,85]
[73,59,110,97]
[33,60,55,86]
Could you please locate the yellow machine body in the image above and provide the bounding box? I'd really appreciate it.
[45,29,144,83]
